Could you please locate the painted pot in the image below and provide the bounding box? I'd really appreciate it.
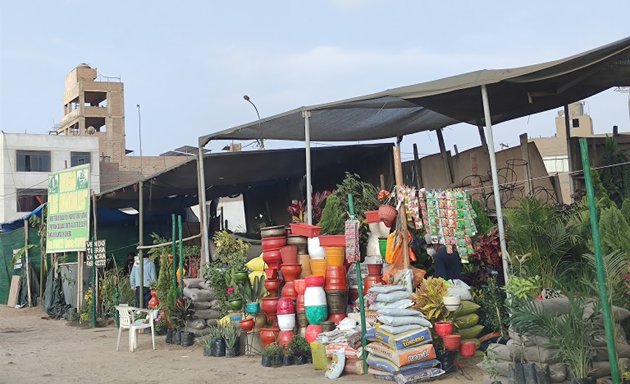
[324,249,345,267]
[228,298,243,311]
[304,276,326,306]
[443,334,462,352]
[460,341,477,358]
[278,330,294,346]
[259,327,280,348]
[307,237,326,259]
[378,205,398,228]
[233,270,249,282]
[263,268,278,280]
[305,324,323,343]
[305,305,328,325]
[443,296,461,312]
[280,245,298,265]
[246,302,260,316]
[287,234,308,247]
[276,297,295,315]
[261,236,287,251]
[309,259,327,277]
[298,254,311,278]
[277,313,296,332]
[264,279,281,297]
[280,264,301,283]
[261,297,279,319]
[240,317,255,333]
[435,321,454,337]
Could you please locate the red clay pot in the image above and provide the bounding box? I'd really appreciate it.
[460,341,477,358]
[262,236,287,251]
[280,245,298,265]
[264,268,278,280]
[363,275,384,293]
[264,279,281,297]
[365,210,380,224]
[367,263,383,276]
[325,266,346,280]
[296,294,305,312]
[278,330,294,347]
[293,279,306,295]
[325,278,348,291]
[305,324,323,343]
[443,334,462,352]
[240,317,255,333]
[328,313,347,325]
[280,281,298,301]
[435,321,454,337]
[260,326,280,348]
[276,297,295,315]
[378,205,398,228]
[262,249,282,265]
[305,275,325,287]
[280,264,301,283]
[261,297,279,317]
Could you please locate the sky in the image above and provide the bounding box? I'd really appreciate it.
[1,1,629,162]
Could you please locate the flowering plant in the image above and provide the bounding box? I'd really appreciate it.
[227,287,235,296]
[378,189,395,206]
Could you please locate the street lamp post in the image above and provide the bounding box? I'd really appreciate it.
[243,95,264,150]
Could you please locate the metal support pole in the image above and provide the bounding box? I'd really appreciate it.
[195,150,206,270]
[178,215,184,297]
[412,144,424,189]
[481,85,510,284]
[172,214,177,289]
[436,128,454,184]
[519,133,533,196]
[563,105,575,199]
[303,110,313,225]
[138,180,144,309]
[197,141,210,264]
[24,220,32,307]
[579,138,620,384]
[91,232,96,327]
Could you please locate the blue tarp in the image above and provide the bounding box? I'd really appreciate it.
[0,203,46,233]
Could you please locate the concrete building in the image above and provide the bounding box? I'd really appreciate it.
[0,133,100,223]
[531,102,599,203]
[54,64,186,187]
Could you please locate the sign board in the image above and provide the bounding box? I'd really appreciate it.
[12,249,22,270]
[86,239,106,267]
[45,164,91,253]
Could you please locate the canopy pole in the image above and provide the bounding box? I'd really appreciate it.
[436,128,454,184]
[481,85,510,284]
[303,110,313,225]
[197,141,210,264]
[580,138,620,384]
[393,143,410,270]
[138,180,144,309]
[563,105,575,200]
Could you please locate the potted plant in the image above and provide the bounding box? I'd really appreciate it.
[282,347,294,366]
[481,348,502,384]
[165,285,179,344]
[237,275,265,315]
[208,325,225,357]
[154,316,167,336]
[223,323,241,357]
[227,287,243,311]
[170,297,195,346]
[200,335,213,357]
[412,277,449,321]
[288,335,311,365]
[261,342,279,367]
[510,295,597,384]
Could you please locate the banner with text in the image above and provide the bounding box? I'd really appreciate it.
[45,164,91,253]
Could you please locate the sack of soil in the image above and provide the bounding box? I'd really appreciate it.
[183,287,214,302]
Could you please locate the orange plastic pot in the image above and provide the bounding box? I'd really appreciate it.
[325,248,345,267]
[460,341,477,358]
[378,205,398,228]
[309,259,327,277]
[280,264,301,283]
[443,334,461,352]
[365,210,380,223]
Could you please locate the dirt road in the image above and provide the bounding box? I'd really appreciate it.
[0,306,483,384]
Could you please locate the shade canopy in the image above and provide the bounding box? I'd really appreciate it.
[200,36,630,145]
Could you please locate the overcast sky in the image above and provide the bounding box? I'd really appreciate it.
[1,1,629,161]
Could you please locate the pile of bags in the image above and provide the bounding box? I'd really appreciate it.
[364,285,445,383]
[182,278,222,337]
[453,300,484,346]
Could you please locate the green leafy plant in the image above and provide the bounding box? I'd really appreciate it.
[288,335,311,358]
[412,277,449,321]
[504,275,541,302]
[262,342,283,358]
[480,348,499,382]
[208,325,223,341]
[155,253,174,312]
[222,323,241,349]
[510,296,597,380]
[101,265,134,317]
[236,275,265,304]
[472,276,508,336]
[599,205,630,254]
[200,334,214,349]
[170,296,193,331]
[213,231,249,265]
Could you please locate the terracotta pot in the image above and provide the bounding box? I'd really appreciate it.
[290,223,321,238]
[328,313,346,325]
[320,320,335,332]
[276,297,295,315]
[260,327,280,348]
[296,311,308,328]
[367,263,383,276]
[365,210,380,223]
[280,281,297,301]
[280,263,301,283]
[262,236,287,251]
[260,225,287,238]
[378,205,398,228]
[326,290,349,314]
[240,317,255,333]
[293,279,306,295]
[263,268,278,280]
[280,245,298,264]
[148,290,159,309]
[325,279,348,291]
[298,254,311,278]
[363,275,384,293]
[305,275,325,287]
[319,236,345,247]
[287,234,308,247]
[278,330,294,346]
[262,249,282,265]
[325,266,346,280]
[305,324,323,343]
[296,294,305,312]
[261,297,279,318]
[443,334,461,352]
[460,341,477,358]
[264,279,281,297]
[435,321,454,337]
[309,259,327,277]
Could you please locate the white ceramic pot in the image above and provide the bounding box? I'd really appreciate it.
[443,296,461,312]
[307,237,326,259]
[377,222,390,238]
[304,286,327,306]
[277,313,296,331]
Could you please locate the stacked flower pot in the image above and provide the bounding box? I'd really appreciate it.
[304,274,327,343]
[261,226,287,329]
[276,297,295,347]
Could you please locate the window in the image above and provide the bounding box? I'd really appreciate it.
[16,150,51,172]
[16,189,47,212]
[572,118,580,128]
[71,152,91,166]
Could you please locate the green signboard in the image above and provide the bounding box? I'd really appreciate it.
[46,164,91,253]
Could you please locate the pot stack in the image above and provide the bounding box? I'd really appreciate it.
[363,263,385,293]
[304,275,328,327]
[294,279,308,333]
[261,226,287,298]
[287,234,311,278]
[276,297,296,346]
[279,245,301,300]
[325,265,348,325]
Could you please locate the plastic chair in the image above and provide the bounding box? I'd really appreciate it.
[116,305,156,352]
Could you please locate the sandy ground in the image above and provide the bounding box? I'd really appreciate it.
[0,306,484,384]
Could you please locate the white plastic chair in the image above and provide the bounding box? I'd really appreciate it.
[116,305,156,352]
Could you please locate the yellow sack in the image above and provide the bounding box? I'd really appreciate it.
[245,255,267,271]
[249,270,264,285]
[218,314,232,326]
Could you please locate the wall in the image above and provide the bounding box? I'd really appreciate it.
[121,155,189,178]
[0,133,100,223]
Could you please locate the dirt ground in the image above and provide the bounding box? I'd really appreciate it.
[0,306,484,384]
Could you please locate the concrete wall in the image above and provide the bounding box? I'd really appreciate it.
[0,133,100,223]
[121,155,189,177]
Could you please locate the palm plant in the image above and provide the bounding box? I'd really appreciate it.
[509,296,597,380]
[236,275,265,304]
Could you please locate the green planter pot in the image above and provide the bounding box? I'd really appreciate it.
[229,299,243,311]
[233,271,249,282]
